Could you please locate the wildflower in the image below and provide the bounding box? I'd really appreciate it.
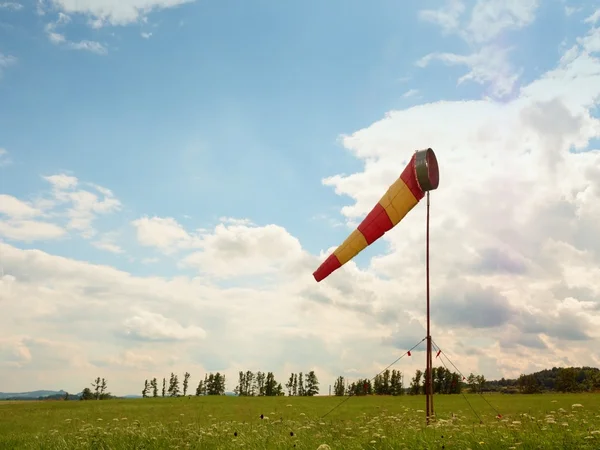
[591,431,600,435]
[317,445,331,450]
[571,404,583,408]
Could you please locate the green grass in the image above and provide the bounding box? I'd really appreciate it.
[1,394,600,449]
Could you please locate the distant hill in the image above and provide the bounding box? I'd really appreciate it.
[0,390,78,400]
[0,390,238,401]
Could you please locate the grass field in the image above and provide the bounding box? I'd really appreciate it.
[1,393,600,449]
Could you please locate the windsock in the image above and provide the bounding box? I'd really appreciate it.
[313,148,439,282]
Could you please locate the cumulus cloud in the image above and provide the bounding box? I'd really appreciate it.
[132,216,198,253]
[123,311,207,341]
[417,0,540,97]
[42,0,195,28]
[42,174,122,238]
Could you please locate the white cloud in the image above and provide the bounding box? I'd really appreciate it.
[0,2,23,10]
[132,216,198,253]
[0,193,67,242]
[417,0,540,98]
[42,174,122,238]
[1,15,600,397]
[0,220,66,241]
[418,0,465,34]
[0,53,17,78]
[123,311,207,341]
[0,148,10,166]
[92,233,124,254]
[44,13,107,54]
[140,31,152,39]
[0,195,41,218]
[182,221,306,279]
[46,0,195,27]
[402,88,420,98]
[584,8,600,24]
[67,40,108,54]
[44,173,78,190]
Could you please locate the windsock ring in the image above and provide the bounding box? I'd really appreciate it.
[313,148,439,283]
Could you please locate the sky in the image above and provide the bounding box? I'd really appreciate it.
[0,0,599,396]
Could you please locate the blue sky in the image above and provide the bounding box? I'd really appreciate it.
[1,0,600,395]
[2,0,587,273]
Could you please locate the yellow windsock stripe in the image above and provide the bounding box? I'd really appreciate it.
[379,178,419,226]
[333,229,369,266]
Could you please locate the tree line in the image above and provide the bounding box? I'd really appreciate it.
[142,372,227,398]
[500,367,600,394]
[70,366,600,401]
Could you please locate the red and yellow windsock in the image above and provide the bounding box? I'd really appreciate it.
[313,148,440,282]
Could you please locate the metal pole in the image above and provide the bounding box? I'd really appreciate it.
[426,190,433,424]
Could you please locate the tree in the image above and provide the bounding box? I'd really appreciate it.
[305,371,319,396]
[235,371,245,396]
[390,370,404,396]
[183,372,190,397]
[518,374,542,394]
[264,372,280,396]
[286,373,294,396]
[196,379,205,396]
[204,372,226,395]
[293,373,298,396]
[556,368,578,393]
[168,373,180,397]
[92,377,102,400]
[410,370,422,395]
[467,373,477,392]
[142,380,149,398]
[81,388,94,400]
[334,376,345,396]
[100,378,108,399]
[476,375,486,393]
[276,383,284,396]
[245,371,254,396]
[151,378,158,397]
[255,371,266,396]
[162,378,166,397]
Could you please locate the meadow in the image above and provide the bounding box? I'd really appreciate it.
[1,393,599,449]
